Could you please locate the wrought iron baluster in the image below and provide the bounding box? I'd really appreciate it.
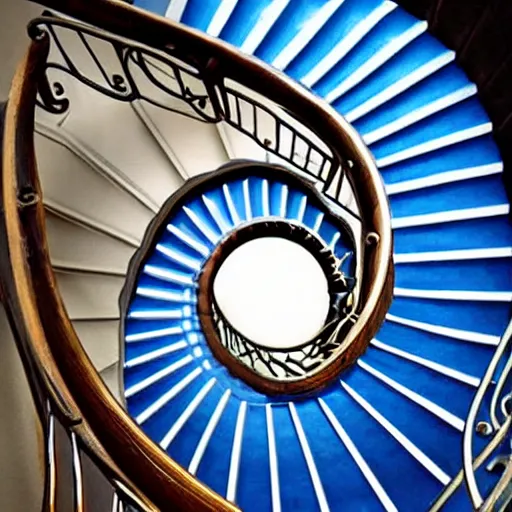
[76,31,128,93]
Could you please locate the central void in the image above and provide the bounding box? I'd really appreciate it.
[213,237,330,349]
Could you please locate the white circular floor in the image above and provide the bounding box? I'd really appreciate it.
[213,237,330,350]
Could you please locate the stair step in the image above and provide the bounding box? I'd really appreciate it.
[133,101,229,179]
[54,81,184,207]
[55,272,124,320]
[46,212,134,276]
[73,319,120,373]
[36,133,155,242]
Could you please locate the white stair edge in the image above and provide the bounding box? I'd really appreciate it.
[325,20,428,103]
[345,51,456,122]
[207,0,240,37]
[376,123,493,168]
[394,247,512,264]
[165,0,189,21]
[391,204,510,229]
[240,0,291,55]
[394,287,512,302]
[385,163,503,195]
[44,198,141,248]
[362,84,477,145]
[272,0,346,70]
[301,1,397,87]
[132,100,189,180]
[36,120,160,213]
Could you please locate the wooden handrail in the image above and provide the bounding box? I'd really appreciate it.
[1,37,237,512]
[5,0,393,509]
[30,0,393,376]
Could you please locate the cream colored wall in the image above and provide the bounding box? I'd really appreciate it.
[0,308,43,512]
[0,0,41,98]
[0,1,47,510]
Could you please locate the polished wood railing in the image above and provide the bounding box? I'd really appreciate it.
[1,0,393,509]
[1,35,236,512]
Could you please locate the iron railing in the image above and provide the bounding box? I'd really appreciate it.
[2,0,393,509]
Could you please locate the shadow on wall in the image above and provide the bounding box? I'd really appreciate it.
[0,307,44,511]
[0,0,46,510]
[0,0,42,99]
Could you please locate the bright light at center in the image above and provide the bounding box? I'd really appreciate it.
[213,237,330,350]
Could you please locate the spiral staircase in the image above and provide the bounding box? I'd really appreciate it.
[0,0,511,510]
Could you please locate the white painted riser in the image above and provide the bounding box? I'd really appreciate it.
[34,75,269,387]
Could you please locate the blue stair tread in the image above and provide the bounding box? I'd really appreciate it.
[183,196,224,240]
[218,0,275,48]
[138,371,209,444]
[255,0,330,64]
[285,0,384,80]
[394,257,512,293]
[313,8,419,96]
[128,294,190,312]
[195,395,239,496]
[374,317,497,379]
[125,317,187,337]
[124,328,188,362]
[229,178,258,222]
[126,362,196,422]
[268,180,287,217]
[393,215,512,253]
[382,136,501,184]
[249,177,269,217]
[286,189,306,220]
[370,99,489,160]
[170,208,218,250]
[354,64,473,136]
[296,399,391,512]
[273,404,320,511]
[144,251,196,281]
[361,345,481,422]
[322,385,444,511]
[334,34,449,117]
[124,345,190,391]
[159,229,207,262]
[389,174,508,217]
[388,297,511,338]
[167,382,226,468]
[134,0,169,16]
[204,187,236,230]
[136,273,194,296]
[344,365,460,477]
[236,405,273,512]
[181,0,222,31]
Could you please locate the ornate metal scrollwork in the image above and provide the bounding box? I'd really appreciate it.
[27,13,359,218]
[430,321,512,512]
[212,297,356,380]
[202,219,357,382]
[28,14,220,122]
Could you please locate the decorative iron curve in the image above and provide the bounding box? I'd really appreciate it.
[28,13,360,221]
[211,297,356,380]
[14,6,509,512]
[205,218,358,381]
[428,320,512,511]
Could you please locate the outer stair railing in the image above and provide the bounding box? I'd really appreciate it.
[0,0,392,510]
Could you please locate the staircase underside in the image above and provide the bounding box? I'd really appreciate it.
[1,0,511,510]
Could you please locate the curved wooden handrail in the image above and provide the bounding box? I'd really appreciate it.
[32,0,392,367]
[5,0,393,509]
[1,37,238,511]
[120,161,361,395]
